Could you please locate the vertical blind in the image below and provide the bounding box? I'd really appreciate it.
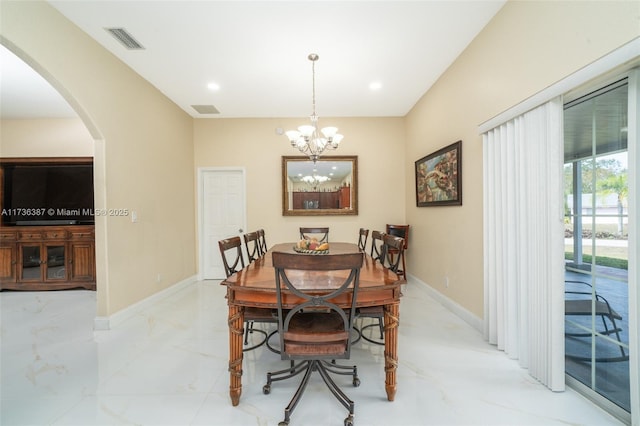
[482,97,566,391]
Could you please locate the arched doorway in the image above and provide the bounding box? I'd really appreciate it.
[0,42,106,321]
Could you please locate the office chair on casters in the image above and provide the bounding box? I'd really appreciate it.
[357,228,369,252]
[385,224,409,280]
[299,227,329,243]
[218,236,275,352]
[263,251,364,426]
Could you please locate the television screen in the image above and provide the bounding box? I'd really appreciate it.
[2,164,94,225]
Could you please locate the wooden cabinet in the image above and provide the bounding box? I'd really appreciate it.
[292,191,340,209]
[339,186,350,209]
[0,225,95,291]
[68,229,95,283]
[0,231,17,283]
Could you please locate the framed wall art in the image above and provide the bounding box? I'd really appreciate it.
[415,140,462,207]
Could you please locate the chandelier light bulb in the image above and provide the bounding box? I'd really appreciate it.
[298,125,315,138]
[321,127,338,138]
[286,130,301,144]
[331,134,344,146]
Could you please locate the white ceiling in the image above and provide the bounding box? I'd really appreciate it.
[0,44,79,118]
[1,0,505,119]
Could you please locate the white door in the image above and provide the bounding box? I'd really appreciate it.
[199,168,246,280]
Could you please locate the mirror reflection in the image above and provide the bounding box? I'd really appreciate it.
[282,156,358,216]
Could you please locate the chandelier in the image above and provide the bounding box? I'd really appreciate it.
[285,53,343,163]
[301,174,331,190]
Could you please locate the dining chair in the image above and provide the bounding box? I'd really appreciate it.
[257,228,268,255]
[243,231,262,263]
[218,236,275,352]
[357,233,405,345]
[263,251,364,426]
[385,224,409,280]
[356,231,387,345]
[299,227,329,243]
[369,230,386,263]
[357,228,369,252]
[383,234,406,278]
[219,236,245,275]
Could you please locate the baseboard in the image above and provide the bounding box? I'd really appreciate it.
[407,273,483,333]
[93,275,198,331]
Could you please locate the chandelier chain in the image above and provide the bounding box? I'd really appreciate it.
[311,55,317,118]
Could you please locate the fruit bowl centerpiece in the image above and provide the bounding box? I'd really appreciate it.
[293,238,329,254]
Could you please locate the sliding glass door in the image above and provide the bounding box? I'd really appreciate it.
[563,79,630,414]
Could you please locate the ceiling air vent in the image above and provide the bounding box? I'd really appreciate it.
[105,27,145,50]
[191,105,220,114]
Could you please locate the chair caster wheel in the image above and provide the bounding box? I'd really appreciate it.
[263,384,271,394]
[278,421,289,426]
[344,414,354,426]
[353,377,360,387]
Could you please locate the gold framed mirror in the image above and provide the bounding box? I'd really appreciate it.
[282,155,358,216]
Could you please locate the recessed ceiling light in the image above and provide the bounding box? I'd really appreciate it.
[207,82,220,91]
[369,81,382,90]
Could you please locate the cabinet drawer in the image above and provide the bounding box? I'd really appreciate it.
[45,230,67,240]
[69,230,94,240]
[17,231,44,241]
[0,232,16,242]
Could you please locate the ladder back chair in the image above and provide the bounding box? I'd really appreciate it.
[218,236,275,352]
[299,227,329,243]
[243,231,262,263]
[357,228,369,252]
[264,251,364,426]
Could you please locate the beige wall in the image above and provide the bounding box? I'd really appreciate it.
[193,117,405,262]
[0,1,197,316]
[1,0,638,324]
[0,118,94,157]
[405,0,640,318]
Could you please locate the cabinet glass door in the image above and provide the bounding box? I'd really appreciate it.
[21,245,41,280]
[46,245,66,280]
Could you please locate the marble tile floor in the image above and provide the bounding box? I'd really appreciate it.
[0,280,623,426]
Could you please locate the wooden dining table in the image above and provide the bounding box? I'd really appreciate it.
[221,242,404,406]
